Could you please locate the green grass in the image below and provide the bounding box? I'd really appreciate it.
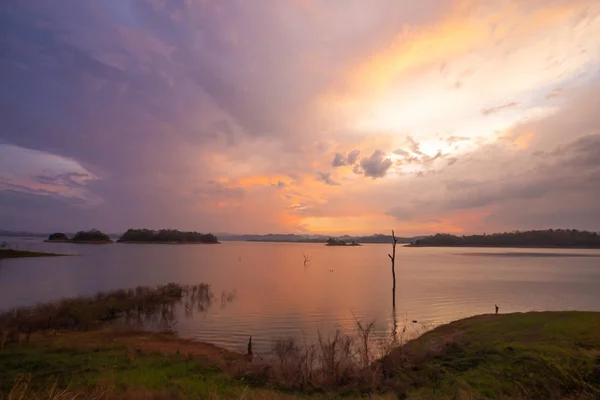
[0,331,289,399]
[1,346,231,398]
[2,312,599,399]
[385,312,600,399]
[0,331,381,399]
[0,249,67,259]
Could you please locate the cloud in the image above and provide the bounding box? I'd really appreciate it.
[393,149,410,157]
[332,152,347,167]
[359,150,393,179]
[34,172,92,188]
[481,102,520,116]
[316,172,340,186]
[271,180,287,189]
[394,136,426,158]
[446,136,470,144]
[346,149,361,164]
[1,0,600,235]
[332,149,360,167]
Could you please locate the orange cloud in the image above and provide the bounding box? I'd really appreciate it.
[236,175,289,187]
[322,0,587,107]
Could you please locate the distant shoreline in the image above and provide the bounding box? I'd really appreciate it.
[0,249,69,259]
[405,244,600,249]
[45,240,113,244]
[116,240,220,245]
[244,239,407,244]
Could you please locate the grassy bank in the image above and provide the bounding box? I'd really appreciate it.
[0,330,290,400]
[384,311,600,399]
[1,312,599,399]
[0,249,68,259]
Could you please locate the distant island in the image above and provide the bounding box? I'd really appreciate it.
[45,229,113,244]
[408,229,600,248]
[46,232,69,242]
[117,229,219,244]
[325,237,361,246]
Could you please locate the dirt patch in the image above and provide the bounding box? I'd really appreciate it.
[120,333,240,361]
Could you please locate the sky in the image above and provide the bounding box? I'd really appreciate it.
[1,0,600,236]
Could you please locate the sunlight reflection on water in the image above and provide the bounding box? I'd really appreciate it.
[1,238,599,352]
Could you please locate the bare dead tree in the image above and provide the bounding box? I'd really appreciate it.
[388,230,398,308]
[246,336,253,362]
[302,253,312,266]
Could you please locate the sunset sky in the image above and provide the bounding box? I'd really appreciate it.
[1,0,599,235]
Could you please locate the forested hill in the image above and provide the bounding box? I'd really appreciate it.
[409,229,600,248]
[117,229,219,244]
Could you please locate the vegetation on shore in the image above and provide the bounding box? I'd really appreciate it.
[0,248,67,260]
[409,229,600,248]
[117,229,219,244]
[326,238,361,246]
[45,229,113,244]
[382,311,600,399]
[1,282,599,399]
[0,283,214,342]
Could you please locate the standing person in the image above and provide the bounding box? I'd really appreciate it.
[495,304,499,315]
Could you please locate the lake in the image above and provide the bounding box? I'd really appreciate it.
[1,237,599,353]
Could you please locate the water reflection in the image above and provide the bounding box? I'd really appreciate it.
[1,239,600,353]
[0,283,237,339]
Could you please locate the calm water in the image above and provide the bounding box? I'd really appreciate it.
[1,238,599,353]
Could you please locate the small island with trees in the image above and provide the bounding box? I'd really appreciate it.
[407,229,600,248]
[325,237,361,246]
[45,229,113,244]
[117,229,219,244]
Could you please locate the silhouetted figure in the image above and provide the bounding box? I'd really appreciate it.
[247,336,253,361]
[495,304,499,315]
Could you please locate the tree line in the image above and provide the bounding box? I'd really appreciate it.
[411,229,600,248]
[47,229,112,243]
[117,229,219,244]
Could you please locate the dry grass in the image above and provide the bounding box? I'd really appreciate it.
[0,283,215,351]
[261,317,421,395]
